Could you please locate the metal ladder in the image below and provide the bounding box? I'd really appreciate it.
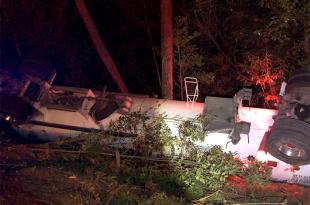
[184,77,199,107]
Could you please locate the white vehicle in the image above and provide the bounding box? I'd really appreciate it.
[0,70,309,186]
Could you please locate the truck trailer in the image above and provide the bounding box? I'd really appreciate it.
[0,70,310,186]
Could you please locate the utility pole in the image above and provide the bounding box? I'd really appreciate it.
[160,0,173,99]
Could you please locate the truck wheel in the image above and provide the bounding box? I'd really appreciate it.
[266,118,310,165]
[0,93,33,124]
[286,69,310,103]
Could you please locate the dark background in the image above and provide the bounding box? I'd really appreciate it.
[0,0,162,94]
[0,0,309,106]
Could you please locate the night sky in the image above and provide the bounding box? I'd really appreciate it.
[1,0,162,95]
[1,0,309,105]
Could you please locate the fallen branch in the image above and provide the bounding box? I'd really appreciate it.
[29,147,177,163]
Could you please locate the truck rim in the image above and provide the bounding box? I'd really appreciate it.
[276,142,306,158]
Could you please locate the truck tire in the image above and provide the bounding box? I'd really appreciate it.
[266,118,310,165]
[0,93,33,124]
[286,69,310,103]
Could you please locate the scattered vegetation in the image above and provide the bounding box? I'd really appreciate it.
[108,109,173,156]
[0,109,282,204]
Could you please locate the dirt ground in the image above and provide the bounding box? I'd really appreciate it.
[0,144,79,205]
[1,138,310,205]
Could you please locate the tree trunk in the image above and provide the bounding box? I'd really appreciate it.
[75,0,128,93]
[177,45,184,100]
[160,0,173,99]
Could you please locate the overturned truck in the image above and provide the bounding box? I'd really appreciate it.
[0,69,310,186]
[266,69,310,165]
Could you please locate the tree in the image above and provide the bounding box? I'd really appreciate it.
[114,0,162,94]
[174,16,205,100]
[172,0,309,106]
[75,0,128,93]
[256,0,310,70]
[160,0,173,99]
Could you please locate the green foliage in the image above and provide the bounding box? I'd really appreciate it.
[81,134,103,159]
[109,191,140,205]
[173,15,206,99]
[174,17,205,70]
[141,192,175,205]
[172,0,309,105]
[109,108,174,155]
[178,115,206,142]
[157,172,188,196]
[122,166,153,186]
[244,157,272,186]
[109,111,149,135]
[174,116,271,201]
[174,16,204,69]
[175,146,243,193]
[257,0,310,69]
[59,109,272,203]
[238,52,287,107]
[176,114,206,158]
[103,109,271,202]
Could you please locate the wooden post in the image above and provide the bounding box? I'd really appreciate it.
[115,149,121,172]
